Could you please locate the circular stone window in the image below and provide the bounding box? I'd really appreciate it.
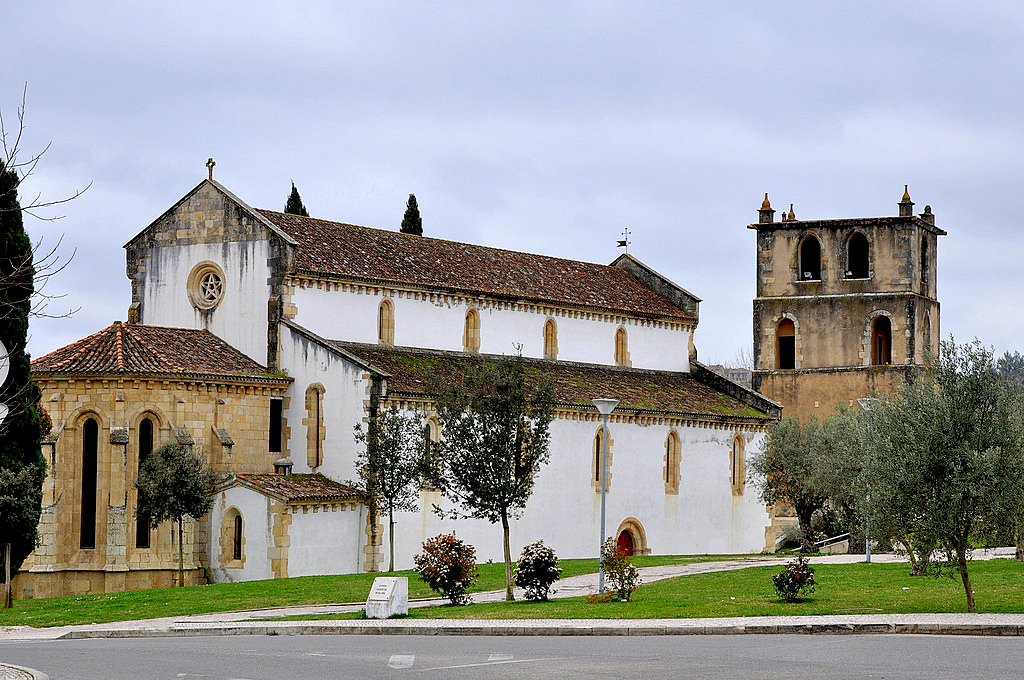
[187,261,226,311]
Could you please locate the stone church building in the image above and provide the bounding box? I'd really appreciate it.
[17,171,779,597]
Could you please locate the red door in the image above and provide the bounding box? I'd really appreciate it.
[617,530,634,556]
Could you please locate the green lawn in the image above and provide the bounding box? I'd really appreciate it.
[283,559,1024,621]
[7,555,1014,629]
[0,554,702,628]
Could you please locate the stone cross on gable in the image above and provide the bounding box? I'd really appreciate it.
[207,157,215,181]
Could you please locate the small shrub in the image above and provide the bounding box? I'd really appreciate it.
[513,540,563,601]
[772,554,816,602]
[585,591,614,604]
[601,538,642,601]
[413,532,478,605]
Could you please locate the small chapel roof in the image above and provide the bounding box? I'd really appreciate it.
[334,342,777,423]
[259,210,696,322]
[231,473,363,502]
[31,321,288,382]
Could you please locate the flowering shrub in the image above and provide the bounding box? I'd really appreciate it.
[773,554,816,602]
[601,538,642,601]
[413,532,478,605]
[513,540,562,601]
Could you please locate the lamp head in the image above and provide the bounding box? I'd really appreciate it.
[592,398,619,416]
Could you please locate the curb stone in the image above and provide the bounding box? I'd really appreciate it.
[54,619,1024,639]
[0,663,48,680]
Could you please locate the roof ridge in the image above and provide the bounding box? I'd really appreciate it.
[123,324,184,372]
[38,322,118,370]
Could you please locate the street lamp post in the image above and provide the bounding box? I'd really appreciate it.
[857,397,879,564]
[593,398,618,594]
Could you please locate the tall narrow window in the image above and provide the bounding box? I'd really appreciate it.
[233,514,243,560]
[136,417,153,549]
[614,327,629,367]
[377,298,394,345]
[543,318,558,360]
[421,419,440,490]
[592,426,611,492]
[800,234,821,280]
[305,385,326,468]
[776,319,795,369]
[463,308,481,353]
[846,232,869,278]
[81,418,98,549]
[269,399,283,453]
[730,434,745,495]
[871,316,892,365]
[920,236,929,288]
[664,431,681,494]
[923,314,932,352]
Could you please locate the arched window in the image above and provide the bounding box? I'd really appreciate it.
[377,298,394,345]
[776,319,795,370]
[923,314,932,352]
[920,236,929,288]
[463,308,480,353]
[592,426,611,492]
[614,327,629,367]
[871,316,892,365]
[664,431,681,494]
[543,318,558,360]
[136,417,154,549]
[305,384,326,468]
[846,232,869,279]
[421,418,441,490]
[221,507,245,567]
[730,434,745,495]
[233,515,243,561]
[81,418,98,549]
[800,234,821,281]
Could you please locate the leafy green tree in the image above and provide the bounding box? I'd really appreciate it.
[284,181,309,216]
[0,159,47,607]
[353,405,423,572]
[428,353,555,601]
[749,416,831,554]
[999,350,1024,384]
[400,193,422,235]
[863,339,1024,612]
[135,443,214,587]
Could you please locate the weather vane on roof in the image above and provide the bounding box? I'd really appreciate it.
[617,227,631,253]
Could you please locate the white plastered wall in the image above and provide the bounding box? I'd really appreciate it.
[277,323,370,481]
[382,410,769,570]
[286,505,364,577]
[208,486,274,583]
[292,287,691,372]
[140,240,272,363]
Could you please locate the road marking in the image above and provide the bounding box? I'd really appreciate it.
[388,654,415,669]
[414,657,562,672]
[487,653,514,661]
[308,653,327,656]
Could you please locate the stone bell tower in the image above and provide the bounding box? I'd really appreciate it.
[750,188,945,419]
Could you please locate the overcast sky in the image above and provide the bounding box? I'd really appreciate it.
[6,2,1023,365]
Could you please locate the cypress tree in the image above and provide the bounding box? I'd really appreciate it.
[284,182,309,217]
[400,194,422,235]
[0,160,47,605]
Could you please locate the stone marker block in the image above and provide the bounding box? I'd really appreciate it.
[365,576,408,619]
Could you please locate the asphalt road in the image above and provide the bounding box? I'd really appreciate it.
[5,634,1024,679]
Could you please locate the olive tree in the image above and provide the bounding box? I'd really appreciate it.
[135,443,214,587]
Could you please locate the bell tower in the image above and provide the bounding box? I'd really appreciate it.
[750,188,945,418]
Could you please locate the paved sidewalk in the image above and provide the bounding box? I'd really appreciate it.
[1,549,1019,646]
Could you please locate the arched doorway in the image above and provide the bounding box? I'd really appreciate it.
[614,517,650,555]
[617,530,634,556]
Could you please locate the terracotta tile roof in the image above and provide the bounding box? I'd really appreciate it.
[259,210,695,321]
[31,322,287,382]
[334,342,774,422]
[234,473,363,502]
